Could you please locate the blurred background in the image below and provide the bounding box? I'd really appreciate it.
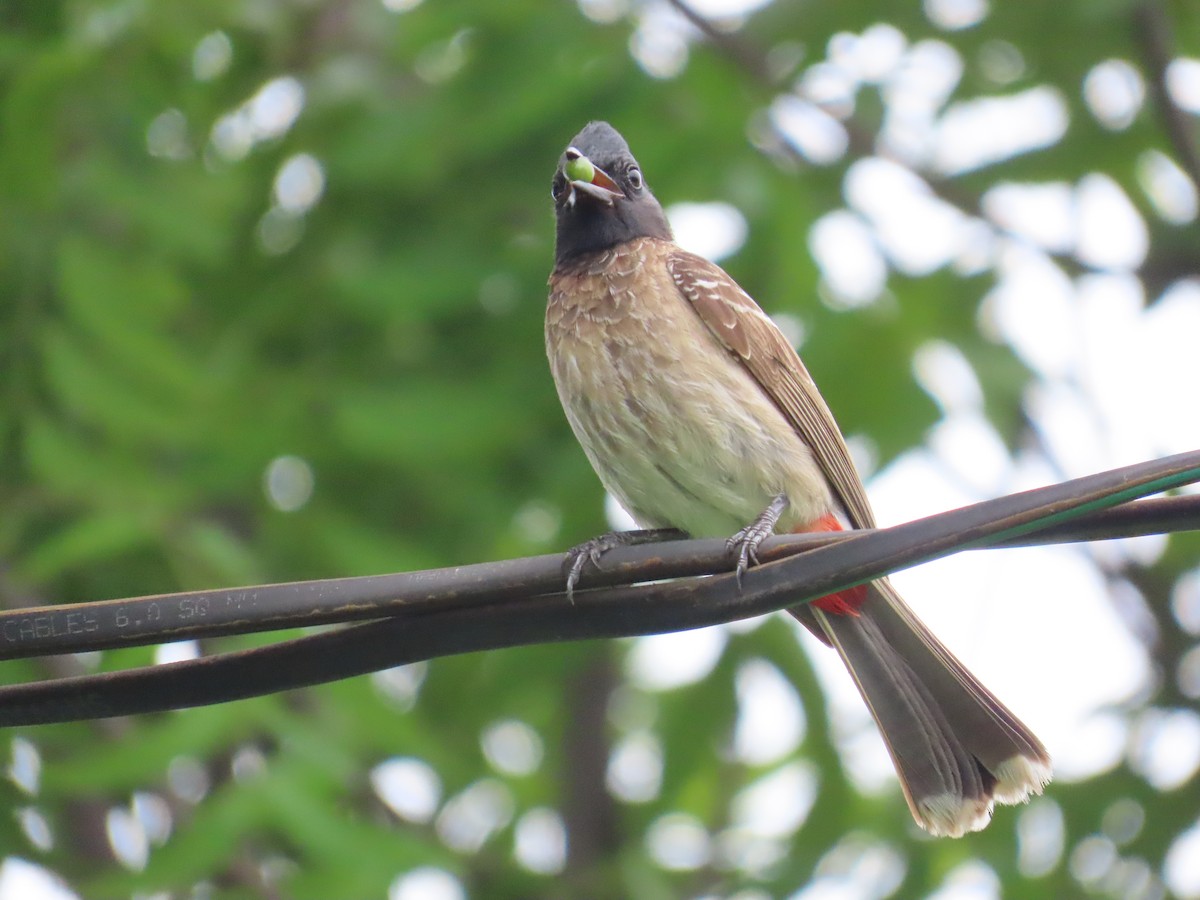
[2,0,1199,897]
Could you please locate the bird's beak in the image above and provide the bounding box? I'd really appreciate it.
[563,147,623,206]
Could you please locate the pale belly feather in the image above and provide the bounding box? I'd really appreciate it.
[547,268,833,539]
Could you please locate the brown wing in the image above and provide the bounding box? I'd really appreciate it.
[667,250,876,530]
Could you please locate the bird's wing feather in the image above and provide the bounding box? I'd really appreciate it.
[667,250,876,530]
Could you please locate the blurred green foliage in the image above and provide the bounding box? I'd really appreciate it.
[0,0,1197,897]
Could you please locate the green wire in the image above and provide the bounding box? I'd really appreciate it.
[965,465,1200,551]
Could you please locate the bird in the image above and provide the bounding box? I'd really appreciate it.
[545,121,1051,837]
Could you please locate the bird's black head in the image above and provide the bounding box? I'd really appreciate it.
[552,121,673,265]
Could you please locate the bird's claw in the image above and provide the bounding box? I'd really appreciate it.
[564,532,626,602]
[562,528,688,601]
[726,493,788,589]
[726,524,767,587]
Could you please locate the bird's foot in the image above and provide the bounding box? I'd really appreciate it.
[564,528,686,601]
[726,493,788,586]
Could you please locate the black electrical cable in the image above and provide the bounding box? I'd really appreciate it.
[1,449,1198,726]
[1,493,1197,663]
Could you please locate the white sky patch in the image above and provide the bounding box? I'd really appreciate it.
[1056,712,1128,781]
[273,154,325,215]
[733,659,805,765]
[1178,646,1200,699]
[1018,800,1065,877]
[1070,834,1118,890]
[830,23,907,84]
[1075,173,1148,270]
[153,640,200,666]
[604,492,639,531]
[577,0,628,25]
[16,809,53,853]
[1165,57,1200,114]
[8,738,41,796]
[999,272,1200,476]
[666,201,748,262]
[879,39,963,165]
[1072,274,1156,463]
[210,76,305,162]
[513,807,566,874]
[0,860,78,900]
[770,95,849,165]
[106,806,148,871]
[435,779,514,853]
[1032,372,1171,564]
[934,86,1068,175]
[646,812,710,870]
[924,0,989,31]
[607,731,663,802]
[192,31,232,81]
[978,242,1077,379]
[1174,570,1200,636]
[805,62,862,121]
[730,762,818,837]
[371,757,441,823]
[167,756,210,804]
[1128,707,1200,791]
[1083,59,1145,130]
[1026,383,1108,474]
[951,217,997,275]
[888,39,964,114]
[1100,798,1148,842]
[1032,374,1154,493]
[131,793,172,848]
[1165,818,1200,899]
[844,157,968,274]
[629,3,690,80]
[926,414,1011,495]
[982,181,1075,253]
[388,868,464,900]
[684,0,774,17]
[770,310,806,351]
[627,628,727,690]
[1135,280,1200,453]
[1137,149,1199,224]
[481,720,543,777]
[372,662,427,711]
[912,340,985,413]
[927,860,1001,900]
[246,76,305,139]
[808,209,886,307]
[792,837,908,899]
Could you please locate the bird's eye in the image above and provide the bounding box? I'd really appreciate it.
[551,173,568,201]
[627,167,644,191]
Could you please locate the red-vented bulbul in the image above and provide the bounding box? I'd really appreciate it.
[545,121,1051,837]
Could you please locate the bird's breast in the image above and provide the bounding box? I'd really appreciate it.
[546,239,832,536]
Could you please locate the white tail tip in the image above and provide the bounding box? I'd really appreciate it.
[916,794,993,838]
[916,756,1052,837]
[993,755,1053,804]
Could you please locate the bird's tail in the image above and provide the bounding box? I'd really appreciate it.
[791,579,1051,837]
